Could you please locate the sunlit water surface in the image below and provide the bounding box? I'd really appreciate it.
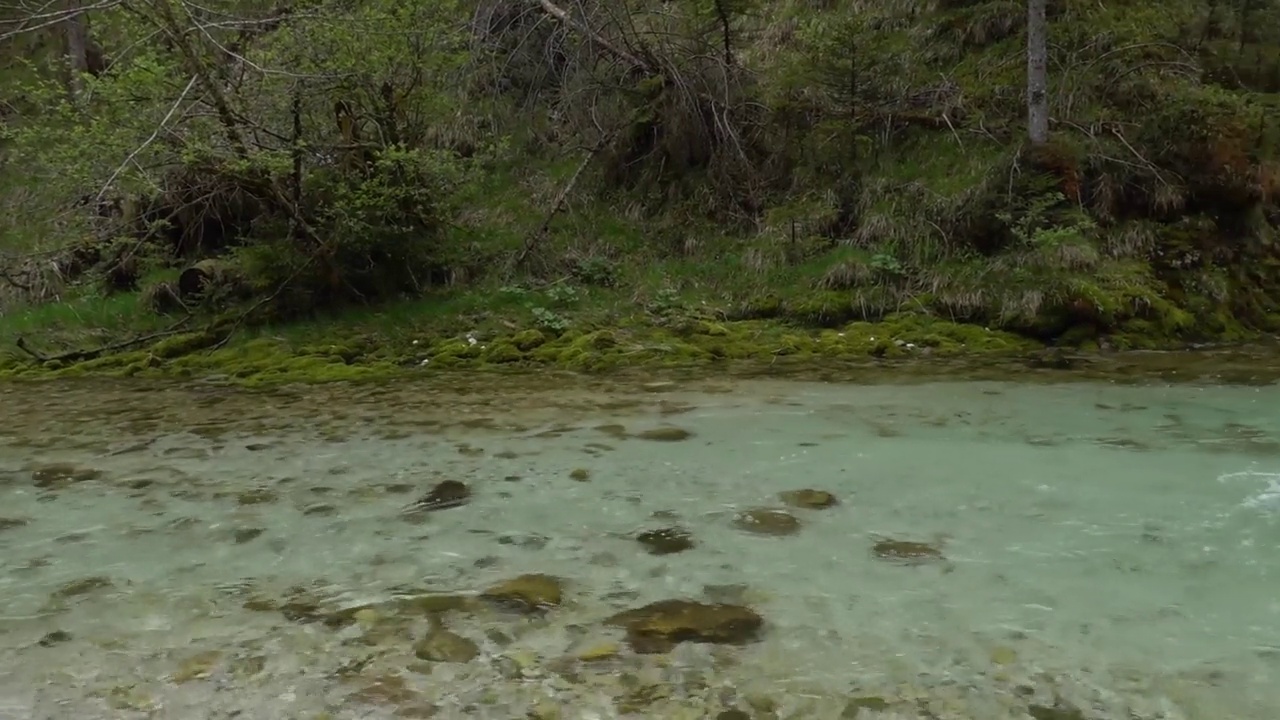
[1,363,1278,719]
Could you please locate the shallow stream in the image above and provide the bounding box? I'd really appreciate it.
[1,356,1278,719]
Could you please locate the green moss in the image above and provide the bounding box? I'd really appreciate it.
[736,293,784,320]
[150,331,219,358]
[483,341,524,364]
[784,292,857,326]
[511,329,547,350]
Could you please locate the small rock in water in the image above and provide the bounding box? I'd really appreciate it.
[497,533,549,550]
[232,527,265,544]
[636,527,695,555]
[569,468,591,482]
[778,488,839,509]
[407,480,471,512]
[871,537,947,565]
[480,573,564,613]
[30,463,102,489]
[635,426,694,442]
[37,630,72,646]
[732,508,802,536]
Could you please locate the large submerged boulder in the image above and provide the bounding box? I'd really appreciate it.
[605,599,764,653]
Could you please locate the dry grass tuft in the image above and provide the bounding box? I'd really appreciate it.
[818,258,875,289]
[1102,223,1158,260]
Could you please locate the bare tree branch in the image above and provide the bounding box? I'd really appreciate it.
[0,0,121,42]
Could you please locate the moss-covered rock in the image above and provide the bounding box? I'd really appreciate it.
[412,619,480,663]
[732,508,802,536]
[778,489,839,509]
[604,599,764,654]
[636,527,695,555]
[511,329,548,350]
[480,573,564,613]
[870,537,947,566]
[407,480,471,512]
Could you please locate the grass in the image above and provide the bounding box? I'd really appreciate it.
[1,292,170,340]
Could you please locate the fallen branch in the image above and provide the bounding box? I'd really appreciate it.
[510,135,613,271]
[210,252,320,351]
[15,314,193,364]
[534,0,651,73]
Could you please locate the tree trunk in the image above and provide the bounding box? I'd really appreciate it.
[64,0,89,100]
[1026,0,1048,145]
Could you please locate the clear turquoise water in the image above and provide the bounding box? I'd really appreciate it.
[0,368,1277,719]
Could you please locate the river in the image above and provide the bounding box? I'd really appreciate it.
[1,354,1278,719]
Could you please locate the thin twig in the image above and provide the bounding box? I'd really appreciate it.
[96,73,200,203]
[15,314,192,364]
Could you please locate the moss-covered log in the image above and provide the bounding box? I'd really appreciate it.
[177,259,248,300]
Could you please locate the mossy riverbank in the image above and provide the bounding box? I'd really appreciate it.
[0,309,1047,387]
[6,292,1280,388]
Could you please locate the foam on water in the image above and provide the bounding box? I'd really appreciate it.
[0,374,1278,719]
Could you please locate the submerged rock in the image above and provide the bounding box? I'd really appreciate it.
[842,696,891,717]
[348,672,421,706]
[1028,702,1087,720]
[572,640,622,662]
[732,508,802,536]
[569,468,591,482]
[394,592,476,616]
[605,599,764,654]
[31,463,102,489]
[171,650,222,683]
[0,517,30,532]
[594,423,629,439]
[279,599,325,623]
[989,645,1017,665]
[37,630,72,646]
[413,619,480,663]
[236,487,278,505]
[636,527,695,555]
[778,488,839,509]
[1027,348,1080,370]
[232,527,265,544]
[614,683,670,713]
[871,537,947,565]
[52,575,113,598]
[480,573,564,612]
[635,426,694,442]
[407,479,471,512]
